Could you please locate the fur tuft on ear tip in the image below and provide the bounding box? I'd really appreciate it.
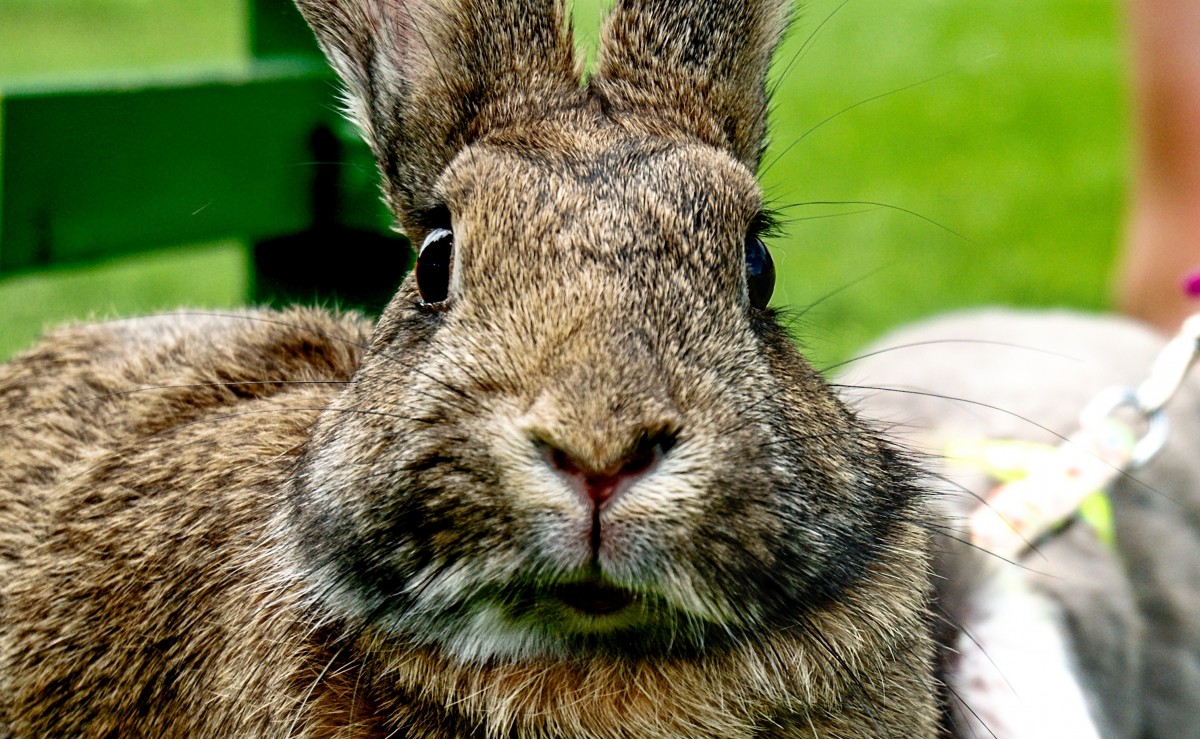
[294,0,410,145]
[590,0,792,168]
[294,0,581,225]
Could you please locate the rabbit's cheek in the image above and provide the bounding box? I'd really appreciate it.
[593,464,713,561]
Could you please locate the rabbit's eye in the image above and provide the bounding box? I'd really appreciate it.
[745,234,775,309]
[417,228,454,304]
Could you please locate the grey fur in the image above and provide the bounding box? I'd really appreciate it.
[846,309,1200,737]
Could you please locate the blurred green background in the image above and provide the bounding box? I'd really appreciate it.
[0,0,1127,367]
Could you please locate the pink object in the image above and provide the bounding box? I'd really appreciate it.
[1184,270,1200,298]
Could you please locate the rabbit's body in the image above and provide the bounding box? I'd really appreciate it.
[0,307,934,738]
[0,1,941,735]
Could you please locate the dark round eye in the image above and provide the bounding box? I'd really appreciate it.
[745,233,775,309]
[416,227,453,304]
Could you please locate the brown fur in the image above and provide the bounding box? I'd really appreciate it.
[0,1,939,736]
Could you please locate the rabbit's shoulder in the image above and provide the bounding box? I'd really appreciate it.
[0,307,370,448]
[0,307,376,735]
[0,305,371,535]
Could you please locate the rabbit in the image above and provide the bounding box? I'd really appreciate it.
[0,0,940,737]
[842,308,1200,738]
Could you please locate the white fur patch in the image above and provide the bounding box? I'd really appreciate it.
[950,566,1101,739]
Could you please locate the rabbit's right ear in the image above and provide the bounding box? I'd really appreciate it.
[590,0,792,171]
[294,0,580,230]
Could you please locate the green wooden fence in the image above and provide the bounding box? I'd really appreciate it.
[0,0,409,313]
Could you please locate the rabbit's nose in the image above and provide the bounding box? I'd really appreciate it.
[541,430,676,511]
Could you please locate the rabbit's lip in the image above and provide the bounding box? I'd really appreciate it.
[550,580,635,616]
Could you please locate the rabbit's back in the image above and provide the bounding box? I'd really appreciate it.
[0,309,374,736]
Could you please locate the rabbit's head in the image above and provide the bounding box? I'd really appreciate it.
[289,0,931,707]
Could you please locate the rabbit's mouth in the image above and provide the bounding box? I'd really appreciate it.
[552,580,634,616]
[404,573,732,659]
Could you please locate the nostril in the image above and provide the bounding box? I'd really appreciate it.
[548,446,582,477]
[541,429,677,511]
[621,430,676,478]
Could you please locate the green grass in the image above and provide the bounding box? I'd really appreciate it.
[0,0,250,359]
[0,0,1127,366]
[761,0,1125,366]
[0,243,248,354]
[0,0,245,78]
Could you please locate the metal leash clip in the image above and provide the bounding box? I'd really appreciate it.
[966,313,1200,560]
[1126,313,1200,460]
[1078,388,1169,472]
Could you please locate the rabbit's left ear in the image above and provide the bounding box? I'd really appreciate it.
[295,0,581,229]
[589,0,792,170]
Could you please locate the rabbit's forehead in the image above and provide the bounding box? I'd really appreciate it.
[440,136,762,256]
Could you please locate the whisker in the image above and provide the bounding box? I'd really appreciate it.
[852,381,1185,512]
[791,262,900,323]
[822,338,1080,374]
[941,681,997,739]
[761,71,953,178]
[770,206,880,226]
[833,383,1069,440]
[774,199,977,247]
[931,602,1016,713]
[767,0,854,101]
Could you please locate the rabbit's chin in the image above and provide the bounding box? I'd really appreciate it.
[304,556,749,663]
[391,595,739,662]
[371,577,743,663]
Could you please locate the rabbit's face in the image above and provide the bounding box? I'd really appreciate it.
[293,116,919,662]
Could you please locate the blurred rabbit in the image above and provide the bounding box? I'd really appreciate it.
[844,309,1200,737]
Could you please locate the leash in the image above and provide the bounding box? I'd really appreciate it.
[950,314,1200,561]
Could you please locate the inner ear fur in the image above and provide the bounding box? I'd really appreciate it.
[295,0,581,231]
[589,0,792,170]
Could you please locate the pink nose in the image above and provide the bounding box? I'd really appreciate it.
[543,432,674,511]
